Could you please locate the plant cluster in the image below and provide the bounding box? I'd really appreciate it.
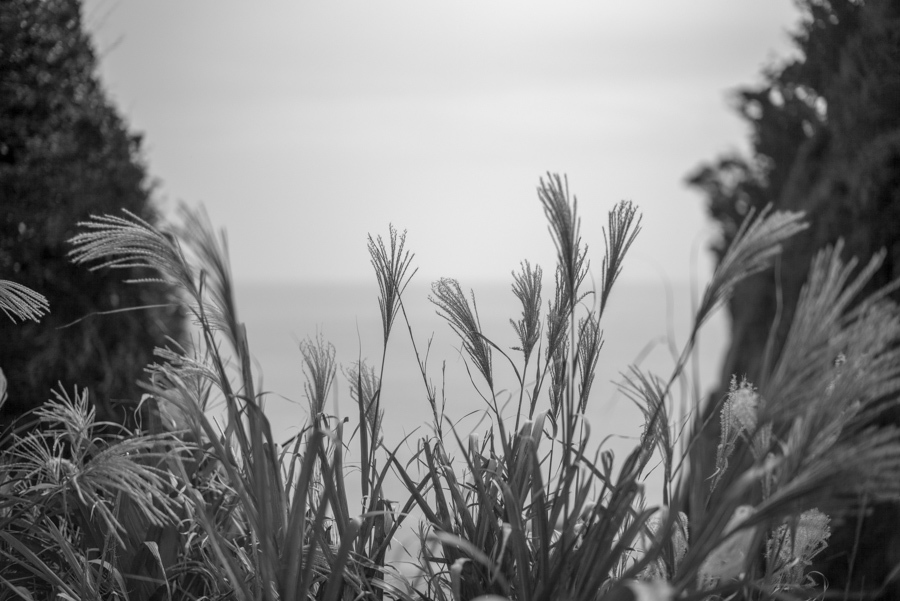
[1,174,899,600]
[687,1,900,592]
[0,0,186,427]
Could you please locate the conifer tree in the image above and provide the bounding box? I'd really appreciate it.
[0,0,185,427]
[688,0,900,595]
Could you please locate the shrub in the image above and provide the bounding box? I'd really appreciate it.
[0,0,186,429]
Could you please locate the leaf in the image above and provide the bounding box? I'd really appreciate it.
[0,367,6,411]
[144,541,171,600]
[0,576,35,601]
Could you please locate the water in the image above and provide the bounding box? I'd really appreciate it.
[233,279,729,468]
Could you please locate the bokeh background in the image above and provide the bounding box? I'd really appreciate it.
[82,1,800,285]
[70,1,803,449]
[6,2,900,592]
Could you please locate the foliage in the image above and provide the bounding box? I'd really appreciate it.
[2,172,899,600]
[687,2,900,594]
[0,0,185,428]
[687,0,900,270]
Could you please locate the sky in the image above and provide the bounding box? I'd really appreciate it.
[82,1,801,286]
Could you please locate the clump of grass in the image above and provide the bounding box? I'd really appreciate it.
[0,385,186,599]
[1,173,898,601]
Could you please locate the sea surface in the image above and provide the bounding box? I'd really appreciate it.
[232,279,729,472]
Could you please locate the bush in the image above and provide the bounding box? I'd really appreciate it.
[0,0,185,429]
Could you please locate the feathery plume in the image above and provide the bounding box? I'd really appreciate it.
[69,209,193,289]
[369,224,416,346]
[538,173,588,312]
[430,278,494,390]
[712,377,761,492]
[766,508,831,589]
[599,200,642,317]
[544,267,570,361]
[547,333,568,420]
[0,279,50,323]
[696,206,807,327]
[346,360,383,445]
[7,387,184,544]
[510,261,542,364]
[576,313,603,413]
[300,334,337,417]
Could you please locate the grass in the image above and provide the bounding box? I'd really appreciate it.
[1,173,899,600]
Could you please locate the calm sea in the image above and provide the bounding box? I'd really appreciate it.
[233,279,729,468]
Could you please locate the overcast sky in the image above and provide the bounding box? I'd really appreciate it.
[82,1,800,285]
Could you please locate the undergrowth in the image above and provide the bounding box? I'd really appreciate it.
[1,173,899,600]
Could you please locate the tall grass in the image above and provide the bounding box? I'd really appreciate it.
[1,174,898,600]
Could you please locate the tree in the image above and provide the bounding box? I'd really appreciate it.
[688,0,900,595]
[0,0,185,428]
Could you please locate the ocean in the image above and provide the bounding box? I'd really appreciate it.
[233,279,729,471]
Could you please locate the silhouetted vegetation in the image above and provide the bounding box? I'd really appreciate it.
[688,0,900,595]
[0,0,185,427]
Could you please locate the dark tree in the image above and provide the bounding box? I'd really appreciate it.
[688,0,900,595]
[0,0,185,427]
